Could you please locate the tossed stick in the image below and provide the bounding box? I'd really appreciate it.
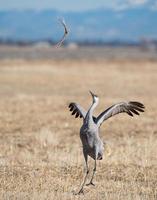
[55,18,69,48]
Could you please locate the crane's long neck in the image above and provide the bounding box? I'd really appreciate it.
[84,99,99,124]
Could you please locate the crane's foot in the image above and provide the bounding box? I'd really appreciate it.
[86,181,95,186]
[73,188,84,195]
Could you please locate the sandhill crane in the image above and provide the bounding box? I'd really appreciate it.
[55,18,69,47]
[68,91,145,194]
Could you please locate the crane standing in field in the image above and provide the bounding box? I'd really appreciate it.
[68,91,145,194]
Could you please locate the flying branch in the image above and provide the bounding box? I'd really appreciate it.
[55,18,69,48]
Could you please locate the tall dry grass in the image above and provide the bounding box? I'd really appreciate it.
[0,58,156,199]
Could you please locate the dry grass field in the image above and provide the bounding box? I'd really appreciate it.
[0,51,157,199]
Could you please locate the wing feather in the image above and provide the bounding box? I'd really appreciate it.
[96,101,145,127]
[68,102,97,121]
[68,102,87,119]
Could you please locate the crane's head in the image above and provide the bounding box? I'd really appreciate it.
[89,90,99,103]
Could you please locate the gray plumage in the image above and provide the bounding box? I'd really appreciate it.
[68,91,145,194]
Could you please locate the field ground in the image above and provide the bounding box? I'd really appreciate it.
[0,49,157,199]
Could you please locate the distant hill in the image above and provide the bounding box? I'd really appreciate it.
[0,8,157,42]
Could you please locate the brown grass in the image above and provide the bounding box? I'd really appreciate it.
[0,58,157,199]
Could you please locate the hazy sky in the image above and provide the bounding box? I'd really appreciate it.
[0,0,156,11]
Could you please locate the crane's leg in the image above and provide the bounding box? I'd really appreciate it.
[86,150,97,186]
[75,149,89,195]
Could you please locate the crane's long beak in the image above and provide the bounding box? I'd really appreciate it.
[89,90,98,98]
[89,90,94,97]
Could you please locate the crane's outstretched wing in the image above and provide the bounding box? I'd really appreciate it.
[55,18,69,47]
[68,103,87,119]
[68,103,97,122]
[96,101,145,127]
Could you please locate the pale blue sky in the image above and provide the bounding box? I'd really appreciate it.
[0,0,156,11]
